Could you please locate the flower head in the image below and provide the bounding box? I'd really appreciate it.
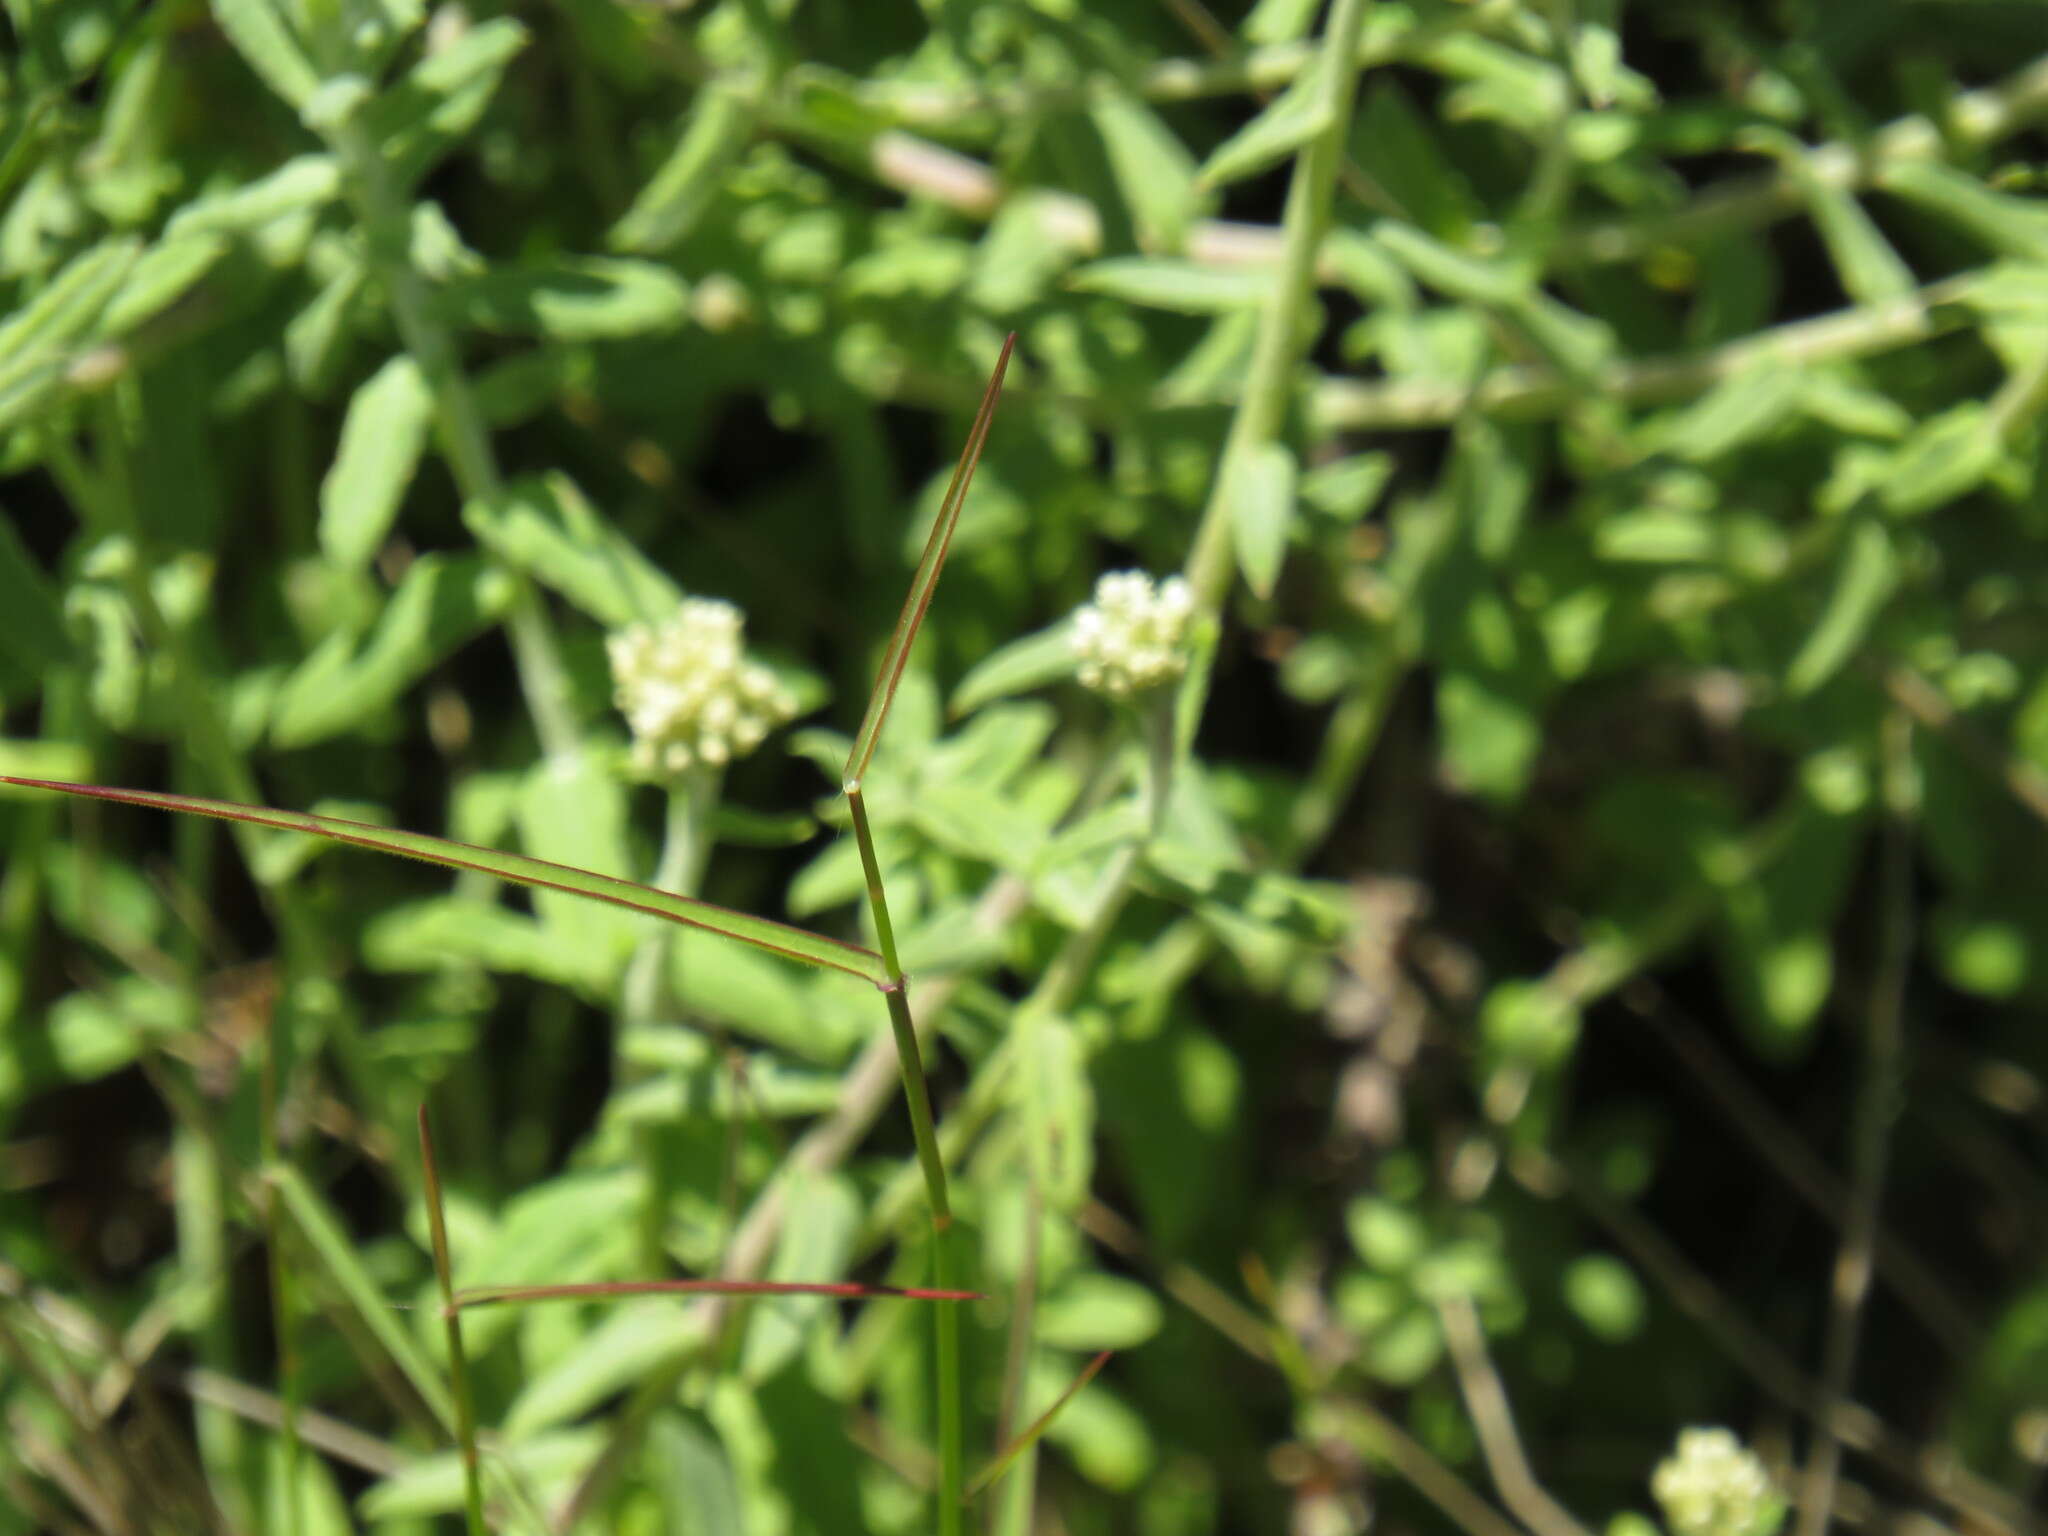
[608,599,796,776]
[1652,1428,1784,1536]
[1070,570,1196,701]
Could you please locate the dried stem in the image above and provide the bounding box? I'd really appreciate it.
[1437,1294,1595,1536]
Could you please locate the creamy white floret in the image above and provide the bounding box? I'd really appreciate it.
[1070,571,1196,700]
[1652,1428,1782,1536]
[608,599,796,775]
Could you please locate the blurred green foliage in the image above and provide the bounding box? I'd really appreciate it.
[1,0,2048,1533]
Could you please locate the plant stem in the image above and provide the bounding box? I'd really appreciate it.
[620,770,720,1272]
[1184,0,1373,613]
[845,785,959,1533]
[325,113,580,766]
[418,1109,487,1536]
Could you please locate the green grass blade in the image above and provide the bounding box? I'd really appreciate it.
[451,1279,980,1307]
[842,333,1015,791]
[964,1350,1112,1501]
[418,1110,487,1536]
[0,777,884,984]
[267,1164,458,1433]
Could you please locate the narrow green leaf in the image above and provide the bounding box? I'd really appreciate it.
[648,1412,745,1536]
[1372,222,1526,307]
[211,0,320,108]
[1229,441,1297,600]
[463,473,682,627]
[1743,128,1911,306]
[1067,259,1268,314]
[270,554,514,747]
[0,239,141,430]
[951,620,1076,716]
[441,257,691,339]
[610,83,758,254]
[163,155,341,240]
[267,1164,457,1431]
[965,1351,1113,1500]
[1195,72,1330,191]
[0,778,888,983]
[99,234,230,336]
[844,333,1015,790]
[1878,160,2048,262]
[361,17,528,190]
[1090,89,1198,253]
[319,356,434,569]
[1655,364,1805,462]
[360,1431,603,1521]
[1784,518,1895,696]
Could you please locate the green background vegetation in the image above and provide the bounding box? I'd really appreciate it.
[1,0,2047,1532]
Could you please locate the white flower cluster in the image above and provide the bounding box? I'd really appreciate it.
[1070,571,1196,701]
[608,599,796,776]
[1652,1428,1783,1536]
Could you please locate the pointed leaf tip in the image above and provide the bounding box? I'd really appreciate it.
[844,333,1015,788]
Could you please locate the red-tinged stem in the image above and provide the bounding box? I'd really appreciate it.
[452,1279,980,1307]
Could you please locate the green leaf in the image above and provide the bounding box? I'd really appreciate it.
[951,620,1076,715]
[518,756,642,980]
[1067,258,1267,314]
[611,84,758,254]
[463,473,682,627]
[1228,441,1297,600]
[1036,1275,1161,1351]
[1564,1254,1646,1343]
[1373,222,1525,307]
[1882,403,2002,516]
[0,238,141,431]
[1743,127,1912,305]
[670,928,861,1062]
[740,1174,861,1383]
[845,334,1014,789]
[1353,80,1481,241]
[364,897,598,992]
[1437,671,1539,804]
[269,553,514,746]
[1716,799,1863,1053]
[163,155,341,240]
[211,0,320,108]
[1195,71,1330,191]
[0,778,887,983]
[505,1301,707,1437]
[441,256,691,339]
[99,234,229,336]
[360,17,528,190]
[359,1430,603,1520]
[318,355,434,570]
[1784,518,1895,696]
[648,1411,747,1536]
[1878,161,2048,262]
[1655,364,1805,462]
[1090,89,1198,252]
[267,1164,457,1431]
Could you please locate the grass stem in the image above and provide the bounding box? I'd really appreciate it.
[418,1109,488,1536]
